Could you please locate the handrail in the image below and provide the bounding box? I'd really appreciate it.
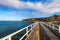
[0,22,38,40]
[40,22,60,33]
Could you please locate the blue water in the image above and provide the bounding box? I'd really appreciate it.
[0,21,32,38]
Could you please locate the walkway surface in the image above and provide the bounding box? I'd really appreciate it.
[26,22,40,40]
[26,22,60,40]
[40,23,60,40]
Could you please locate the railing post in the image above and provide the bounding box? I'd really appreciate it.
[47,24,49,26]
[49,24,51,28]
[59,26,60,33]
[52,24,54,30]
[31,25,33,30]
[9,37,11,40]
[26,27,28,36]
[48,24,50,27]
[5,37,11,40]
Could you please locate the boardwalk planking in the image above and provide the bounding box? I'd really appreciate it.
[26,22,40,40]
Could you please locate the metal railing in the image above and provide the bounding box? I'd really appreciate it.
[0,22,38,40]
[40,22,60,33]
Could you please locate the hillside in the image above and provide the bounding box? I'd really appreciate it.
[22,15,60,25]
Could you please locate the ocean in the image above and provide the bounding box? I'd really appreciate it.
[0,21,32,40]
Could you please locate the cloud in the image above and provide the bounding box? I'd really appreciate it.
[0,0,25,9]
[7,11,16,15]
[0,0,60,14]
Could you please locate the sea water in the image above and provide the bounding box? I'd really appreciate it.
[0,21,32,39]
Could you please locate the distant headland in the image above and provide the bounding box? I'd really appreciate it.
[21,15,60,25]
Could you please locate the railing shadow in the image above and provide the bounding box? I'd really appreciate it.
[44,24,60,38]
[39,23,51,40]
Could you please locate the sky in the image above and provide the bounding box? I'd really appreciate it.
[0,0,60,21]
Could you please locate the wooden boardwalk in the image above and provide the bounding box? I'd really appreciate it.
[26,22,40,40]
[26,22,60,40]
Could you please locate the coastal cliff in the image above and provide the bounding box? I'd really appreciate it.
[22,15,60,24]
